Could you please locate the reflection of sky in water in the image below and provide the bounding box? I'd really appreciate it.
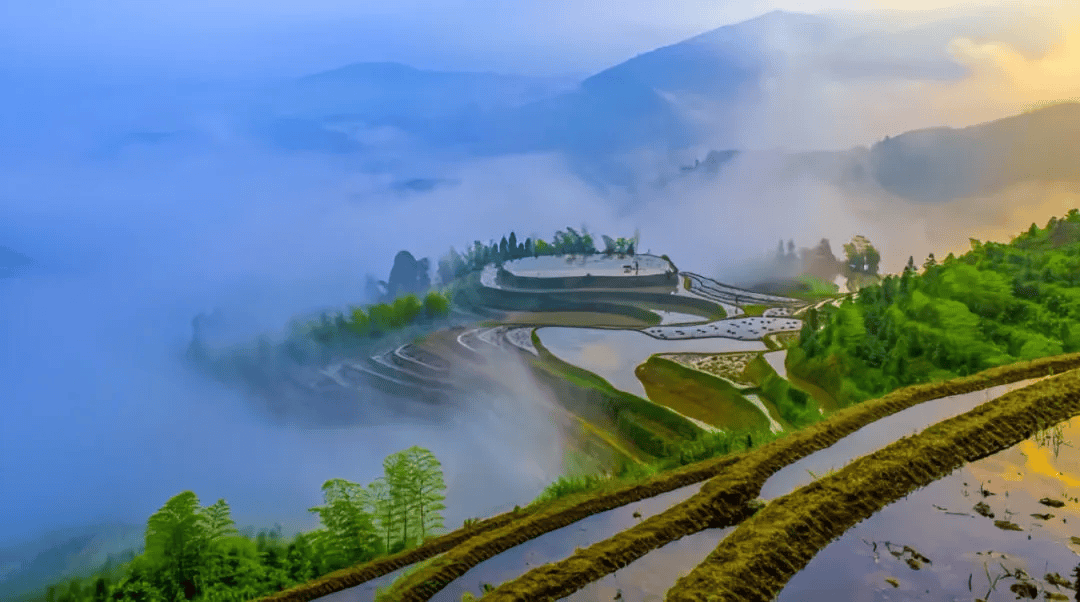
[655,310,708,325]
[777,412,1080,602]
[562,527,735,602]
[537,327,765,398]
[428,482,704,602]
[762,379,1042,499]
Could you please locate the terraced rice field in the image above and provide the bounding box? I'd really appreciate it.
[534,327,766,399]
[263,354,1080,602]
[659,352,758,387]
[266,259,1080,602]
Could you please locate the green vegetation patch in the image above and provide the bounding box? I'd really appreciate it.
[530,331,705,457]
[635,356,770,432]
[741,355,819,429]
[740,304,768,317]
[791,211,1080,407]
[665,368,1080,602]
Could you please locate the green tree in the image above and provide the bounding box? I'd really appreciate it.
[382,452,420,550]
[307,479,381,569]
[92,576,108,602]
[391,294,422,327]
[368,477,398,553]
[348,306,371,338]
[508,232,518,259]
[923,253,937,271]
[843,235,881,275]
[144,491,228,601]
[423,291,450,319]
[400,447,447,540]
[368,303,395,335]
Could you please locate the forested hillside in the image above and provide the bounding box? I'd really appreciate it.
[790,209,1080,405]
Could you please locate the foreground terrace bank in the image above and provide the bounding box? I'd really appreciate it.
[665,368,1080,602]
[254,352,1080,602]
[475,352,1080,602]
[252,353,1080,602]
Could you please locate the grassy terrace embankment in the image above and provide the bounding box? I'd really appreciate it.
[529,330,705,459]
[477,351,1080,602]
[665,368,1080,602]
[370,453,748,602]
[635,355,769,432]
[251,510,521,602]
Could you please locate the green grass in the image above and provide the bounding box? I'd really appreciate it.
[636,356,771,432]
[742,355,820,428]
[741,304,768,317]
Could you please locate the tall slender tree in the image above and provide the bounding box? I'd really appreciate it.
[401,447,447,540]
[383,451,420,549]
[368,477,398,553]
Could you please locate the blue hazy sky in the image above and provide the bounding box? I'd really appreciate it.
[0,0,992,78]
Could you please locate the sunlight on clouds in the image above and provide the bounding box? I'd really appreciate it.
[947,19,1080,107]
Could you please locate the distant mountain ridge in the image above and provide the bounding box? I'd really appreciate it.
[869,101,1080,202]
[674,102,1080,204]
[0,522,144,601]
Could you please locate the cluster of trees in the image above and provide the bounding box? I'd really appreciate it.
[34,447,447,602]
[760,235,879,286]
[436,227,638,284]
[790,210,1080,405]
[271,290,451,365]
[842,235,881,276]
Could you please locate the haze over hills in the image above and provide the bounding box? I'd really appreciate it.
[673,101,1080,205]
[869,101,1080,202]
[271,61,578,121]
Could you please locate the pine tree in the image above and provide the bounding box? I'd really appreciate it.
[923,253,937,271]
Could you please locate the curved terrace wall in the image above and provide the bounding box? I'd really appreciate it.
[474,284,663,323]
[496,266,678,290]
